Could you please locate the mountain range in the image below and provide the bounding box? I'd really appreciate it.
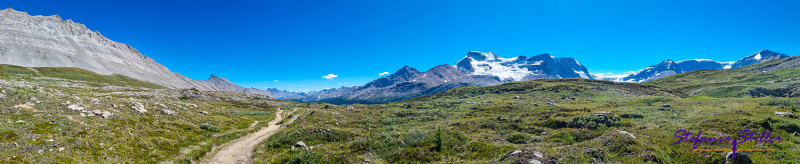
[0,8,274,97]
[603,50,790,82]
[274,52,597,104]
[1,8,794,104]
[274,49,791,104]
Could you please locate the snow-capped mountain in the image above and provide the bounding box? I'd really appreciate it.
[730,50,789,69]
[282,64,502,104]
[605,50,789,82]
[608,59,734,82]
[277,51,595,104]
[456,51,595,81]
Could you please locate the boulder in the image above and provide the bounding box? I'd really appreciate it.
[132,103,147,114]
[502,150,556,164]
[161,109,176,115]
[725,151,752,164]
[660,104,671,108]
[67,104,85,111]
[617,130,636,139]
[775,112,793,116]
[309,129,331,135]
[296,141,307,147]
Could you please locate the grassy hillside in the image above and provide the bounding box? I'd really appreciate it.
[0,64,295,163]
[252,79,800,163]
[646,57,800,98]
[0,64,165,89]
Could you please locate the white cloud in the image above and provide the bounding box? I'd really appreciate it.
[322,73,338,80]
[606,72,613,75]
[378,72,390,76]
[626,71,636,74]
[274,80,279,82]
[594,73,605,76]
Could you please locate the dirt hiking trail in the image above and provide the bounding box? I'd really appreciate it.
[200,108,298,164]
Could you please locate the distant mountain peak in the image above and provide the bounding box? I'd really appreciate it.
[731,49,790,69]
[456,51,595,81]
[466,51,499,61]
[395,65,422,76]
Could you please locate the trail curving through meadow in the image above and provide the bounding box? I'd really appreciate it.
[200,108,297,164]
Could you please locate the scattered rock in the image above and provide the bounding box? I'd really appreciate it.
[15,120,25,123]
[346,106,355,109]
[617,130,636,139]
[513,96,521,99]
[186,103,198,108]
[199,111,210,115]
[296,141,307,147]
[661,104,671,108]
[309,129,331,135]
[543,102,557,106]
[92,110,113,119]
[132,103,147,114]
[775,112,793,116]
[161,109,176,115]
[725,151,752,164]
[502,150,556,164]
[67,104,85,111]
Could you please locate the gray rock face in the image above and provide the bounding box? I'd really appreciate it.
[0,9,273,97]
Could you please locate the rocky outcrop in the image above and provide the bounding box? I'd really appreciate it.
[0,8,273,97]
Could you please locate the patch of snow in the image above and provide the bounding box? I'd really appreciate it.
[754,52,762,60]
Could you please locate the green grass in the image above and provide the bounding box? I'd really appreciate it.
[251,79,800,163]
[0,64,165,89]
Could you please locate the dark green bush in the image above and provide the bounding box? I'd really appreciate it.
[543,119,568,129]
[620,113,644,119]
[759,98,800,106]
[566,115,623,129]
[200,123,219,132]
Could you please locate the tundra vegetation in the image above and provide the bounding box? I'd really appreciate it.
[1,59,799,163]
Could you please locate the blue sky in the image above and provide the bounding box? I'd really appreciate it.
[3,0,799,91]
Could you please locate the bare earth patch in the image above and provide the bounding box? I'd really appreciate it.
[200,108,298,164]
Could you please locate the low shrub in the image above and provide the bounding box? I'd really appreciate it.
[0,130,17,142]
[506,133,530,144]
[200,123,219,132]
[566,114,623,129]
[620,113,644,119]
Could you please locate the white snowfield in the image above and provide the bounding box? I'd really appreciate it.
[459,51,594,82]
